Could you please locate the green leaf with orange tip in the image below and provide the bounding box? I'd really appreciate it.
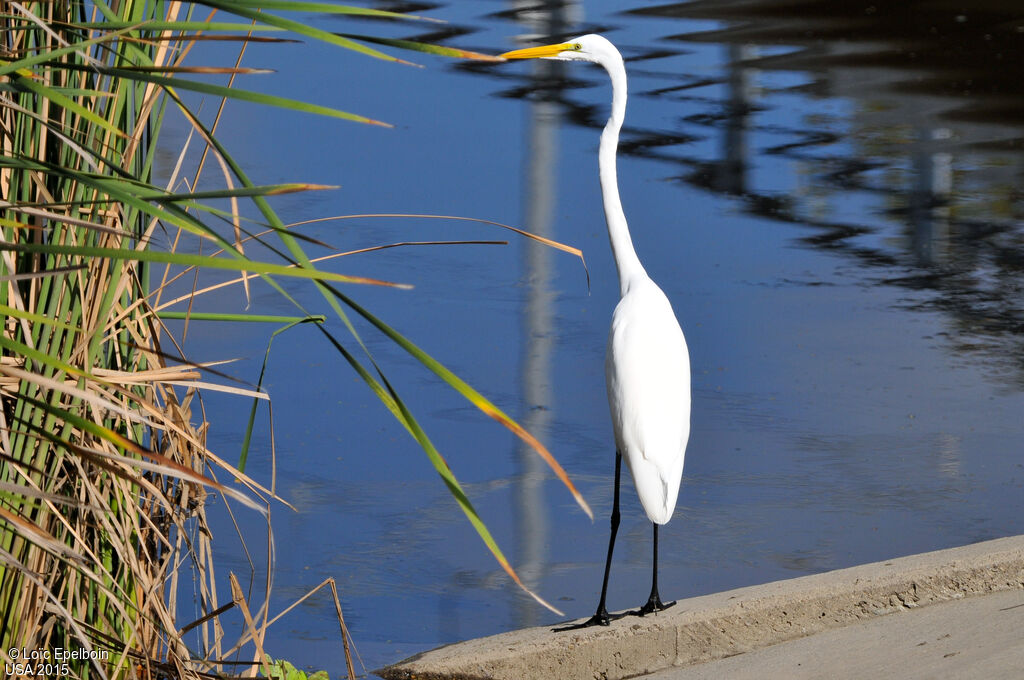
[71,20,288,31]
[45,182,337,204]
[157,312,328,323]
[202,0,444,23]
[1,157,331,261]
[0,242,412,289]
[135,183,338,202]
[323,286,594,521]
[114,65,275,74]
[81,65,393,126]
[196,0,422,66]
[313,323,564,615]
[336,34,505,62]
[0,23,140,77]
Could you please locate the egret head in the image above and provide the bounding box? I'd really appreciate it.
[499,34,620,66]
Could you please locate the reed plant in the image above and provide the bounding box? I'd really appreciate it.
[1,1,587,677]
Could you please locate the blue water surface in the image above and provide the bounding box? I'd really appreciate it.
[154,0,1024,674]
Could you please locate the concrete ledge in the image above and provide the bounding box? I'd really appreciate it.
[377,534,1024,680]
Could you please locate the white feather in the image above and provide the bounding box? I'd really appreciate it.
[606,279,690,524]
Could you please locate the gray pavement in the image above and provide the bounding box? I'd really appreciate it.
[646,588,1024,680]
[378,534,1024,680]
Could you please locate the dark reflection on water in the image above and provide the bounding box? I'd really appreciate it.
[638,0,1024,380]
[491,0,1024,384]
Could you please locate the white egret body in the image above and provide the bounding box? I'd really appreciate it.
[607,280,690,524]
[502,35,691,625]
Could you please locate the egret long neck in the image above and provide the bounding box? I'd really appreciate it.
[599,57,646,294]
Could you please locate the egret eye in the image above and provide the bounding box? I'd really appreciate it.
[574,43,582,50]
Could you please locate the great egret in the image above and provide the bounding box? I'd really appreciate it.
[501,35,691,627]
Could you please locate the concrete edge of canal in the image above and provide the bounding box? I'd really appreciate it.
[376,534,1024,680]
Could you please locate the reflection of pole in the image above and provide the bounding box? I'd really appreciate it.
[514,86,558,629]
[713,44,758,194]
[509,0,576,628]
[909,126,952,265]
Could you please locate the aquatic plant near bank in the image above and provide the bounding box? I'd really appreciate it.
[0,2,584,677]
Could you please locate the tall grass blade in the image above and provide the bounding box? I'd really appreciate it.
[2,0,587,674]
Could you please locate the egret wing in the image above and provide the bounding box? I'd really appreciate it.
[605,281,691,523]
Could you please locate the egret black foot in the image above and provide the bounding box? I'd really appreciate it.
[635,595,675,616]
[552,608,626,631]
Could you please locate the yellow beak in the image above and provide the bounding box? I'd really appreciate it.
[499,42,575,60]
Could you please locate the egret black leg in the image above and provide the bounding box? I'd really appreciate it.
[554,452,626,631]
[637,522,675,615]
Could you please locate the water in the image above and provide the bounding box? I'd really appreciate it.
[157,0,1024,674]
